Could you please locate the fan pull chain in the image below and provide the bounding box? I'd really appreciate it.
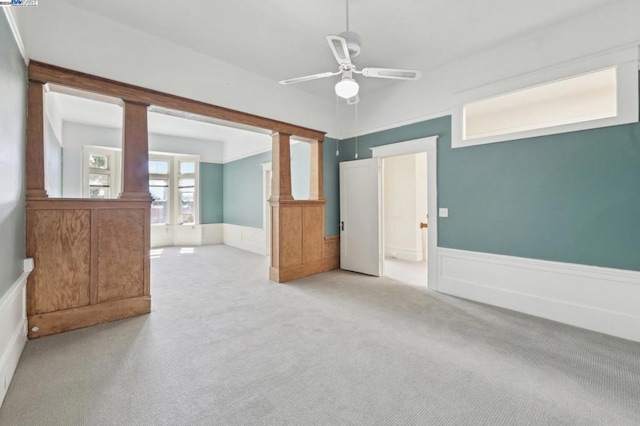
[354,101,358,159]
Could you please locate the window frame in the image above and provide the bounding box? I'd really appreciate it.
[175,158,198,226]
[149,155,172,226]
[148,153,200,226]
[451,46,639,149]
[83,146,121,199]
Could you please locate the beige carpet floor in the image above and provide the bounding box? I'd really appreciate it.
[1,245,639,425]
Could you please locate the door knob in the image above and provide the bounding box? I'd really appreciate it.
[419,222,428,229]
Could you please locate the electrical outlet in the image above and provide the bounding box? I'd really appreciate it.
[439,208,449,218]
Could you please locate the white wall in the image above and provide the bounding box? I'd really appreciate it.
[14,0,336,136]
[61,122,120,198]
[61,122,225,198]
[341,0,640,137]
[44,116,62,198]
[384,153,427,262]
[147,132,224,163]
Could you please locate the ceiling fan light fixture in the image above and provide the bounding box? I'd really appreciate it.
[335,76,359,99]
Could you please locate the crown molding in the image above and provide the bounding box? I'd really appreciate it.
[2,7,28,65]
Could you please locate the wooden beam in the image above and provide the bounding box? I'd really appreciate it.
[26,80,48,198]
[120,101,152,200]
[28,61,326,141]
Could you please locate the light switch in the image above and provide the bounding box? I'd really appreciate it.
[439,208,449,218]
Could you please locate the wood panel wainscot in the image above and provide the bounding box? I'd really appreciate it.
[269,200,340,282]
[26,199,151,338]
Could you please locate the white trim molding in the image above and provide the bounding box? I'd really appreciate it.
[452,44,639,148]
[0,259,33,408]
[371,136,439,290]
[201,223,223,246]
[223,224,266,256]
[2,7,28,65]
[436,248,640,342]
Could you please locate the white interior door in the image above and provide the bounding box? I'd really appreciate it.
[340,158,382,276]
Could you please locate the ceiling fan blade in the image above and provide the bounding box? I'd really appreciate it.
[326,35,352,66]
[279,71,340,85]
[360,68,422,80]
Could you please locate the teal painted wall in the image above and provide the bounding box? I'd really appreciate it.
[0,13,27,298]
[223,151,271,228]
[324,137,340,236]
[336,116,640,271]
[200,162,223,224]
[222,144,312,229]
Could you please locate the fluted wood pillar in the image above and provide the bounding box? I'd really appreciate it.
[26,80,48,199]
[120,101,152,200]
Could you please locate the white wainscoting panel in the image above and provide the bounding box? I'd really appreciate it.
[0,260,32,408]
[174,225,203,247]
[202,224,223,245]
[437,248,640,342]
[151,225,175,248]
[223,224,266,256]
[385,246,423,262]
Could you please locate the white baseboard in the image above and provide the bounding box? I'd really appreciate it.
[223,224,266,256]
[385,246,423,262]
[0,260,32,408]
[436,248,640,342]
[202,223,223,245]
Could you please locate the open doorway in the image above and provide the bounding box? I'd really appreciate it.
[382,152,428,286]
[370,136,438,290]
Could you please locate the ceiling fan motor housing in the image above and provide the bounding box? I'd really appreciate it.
[339,30,361,58]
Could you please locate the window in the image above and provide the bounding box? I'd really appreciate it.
[178,161,196,225]
[149,159,170,225]
[149,155,199,226]
[83,148,120,199]
[452,47,639,148]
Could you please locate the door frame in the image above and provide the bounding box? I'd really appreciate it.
[370,136,439,291]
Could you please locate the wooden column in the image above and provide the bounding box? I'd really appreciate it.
[120,101,152,200]
[269,135,335,283]
[26,80,48,199]
[309,139,324,200]
[269,132,293,202]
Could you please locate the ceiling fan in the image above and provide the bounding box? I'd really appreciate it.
[279,0,422,103]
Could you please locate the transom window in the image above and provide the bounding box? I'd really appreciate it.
[452,47,639,148]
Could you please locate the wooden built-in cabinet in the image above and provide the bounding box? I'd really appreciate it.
[26,199,150,338]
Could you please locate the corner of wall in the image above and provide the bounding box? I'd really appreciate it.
[2,8,28,65]
[0,262,32,408]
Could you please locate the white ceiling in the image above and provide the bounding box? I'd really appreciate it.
[52,0,615,98]
[14,0,629,139]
